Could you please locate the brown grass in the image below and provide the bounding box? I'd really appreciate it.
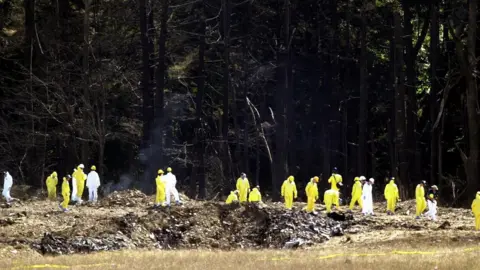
[3,245,480,270]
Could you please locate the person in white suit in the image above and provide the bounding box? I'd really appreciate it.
[164,167,181,206]
[71,168,78,202]
[362,177,374,216]
[2,171,13,203]
[86,165,101,202]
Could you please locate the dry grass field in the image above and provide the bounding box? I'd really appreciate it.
[3,244,480,270]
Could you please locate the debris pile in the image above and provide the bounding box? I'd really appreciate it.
[101,189,150,207]
[35,232,134,255]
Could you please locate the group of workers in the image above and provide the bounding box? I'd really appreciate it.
[49,164,101,212]
[1,164,101,212]
[4,166,480,230]
[222,168,465,226]
[226,173,263,204]
[155,167,182,207]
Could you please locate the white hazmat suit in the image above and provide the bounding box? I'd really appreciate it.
[86,171,101,202]
[2,171,13,203]
[71,174,78,202]
[427,199,437,221]
[164,172,180,205]
[362,178,374,215]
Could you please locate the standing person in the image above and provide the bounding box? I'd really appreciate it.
[349,176,364,211]
[248,186,262,203]
[2,171,13,204]
[70,168,78,202]
[60,175,72,212]
[362,178,374,216]
[281,176,297,209]
[72,164,87,203]
[164,167,181,206]
[86,165,101,202]
[155,169,166,207]
[305,176,319,213]
[426,194,437,221]
[328,167,343,208]
[384,177,400,215]
[471,192,480,230]
[46,171,58,201]
[415,180,427,219]
[236,173,250,203]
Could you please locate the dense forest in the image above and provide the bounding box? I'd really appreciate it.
[0,0,479,205]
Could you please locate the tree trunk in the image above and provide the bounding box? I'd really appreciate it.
[221,0,231,190]
[195,0,206,199]
[394,11,409,198]
[358,12,367,177]
[81,0,91,163]
[464,0,479,203]
[429,3,439,185]
[138,0,153,147]
[154,0,169,167]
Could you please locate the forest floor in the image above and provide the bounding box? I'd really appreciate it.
[1,187,480,269]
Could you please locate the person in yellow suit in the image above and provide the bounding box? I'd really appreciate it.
[249,186,262,203]
[72,164,87,203]
[324,189,336,213]
[305,176,319,213]
[60,175,71,212]
[236,173,250,203]
[471,192,480,230]
[155,169,166,207]
[328,167,343,208]
[349,176,364,211]
[415,180,427,219]
[384,177,400,215]
[226,190,239,204]
[281,176,297,209]
[46,171,58,201]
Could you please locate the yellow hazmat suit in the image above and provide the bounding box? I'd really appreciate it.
[281,176,297,209]
[471,192,480,230]
[61,177,70,210]
[226,191,239,204]
[236,176,250,203]
[46,172,58,201]
[328,173,343,206]
[248,187,262,202]
[415,183,427,217]
[349,177,363,210]
[155,170,166,206]
[384,179,399,213]
[73,166,87,201]
[324,189,335,213]
[305,177,319,213]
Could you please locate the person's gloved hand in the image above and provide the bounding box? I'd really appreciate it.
[338,182,343,187]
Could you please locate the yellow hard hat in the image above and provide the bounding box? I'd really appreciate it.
[158,169,164,174]
[52,171,58,177]
[91,165,96,171]
[167,167,172,172]
[288,176,294,181]
[313,176,319,182]
[429,194,434,199]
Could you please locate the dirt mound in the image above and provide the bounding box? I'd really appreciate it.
[33,203,350,254]
[100,189,149,207]
[100,189,191,208]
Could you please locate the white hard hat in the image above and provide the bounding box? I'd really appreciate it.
[369,178,375,184]
[79,164,85,169]
[360,176,366,181]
